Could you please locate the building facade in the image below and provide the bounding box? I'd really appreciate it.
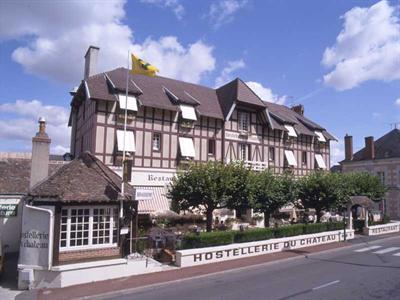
[341,129,400,219]
[69,47,335,214]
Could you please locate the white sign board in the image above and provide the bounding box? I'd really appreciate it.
[19,205,54,269]
[176,229,355,267]
[225,131,262,144]
[111,167,176,187]
[363,222,400,236]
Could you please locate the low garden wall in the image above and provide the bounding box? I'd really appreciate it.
[176,223,354,267]
[363,221,400,236]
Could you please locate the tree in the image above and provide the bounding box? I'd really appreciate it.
[250,171,296,227]
[168,161,250,232]
[341,172,387,204]
[296,171,343,222]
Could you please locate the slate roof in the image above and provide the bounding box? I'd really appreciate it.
[350,129,400,162]
[29,151,133,202]
[0,158,65,195]
[71,67,334,139]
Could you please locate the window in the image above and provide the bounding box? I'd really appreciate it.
[60,206,118,251]
[315,131,326,142]
[180,104,197,121]
[116,130,136,152]
[284,125,297,137]
[179,137,195,158]
[377,171,385,185]
[238,112,249,132]
[118,94,138,112]
[284,150,297,167]
[315,154,326,169]
[269,147,275,162]
[302,151,307,165]
[208,139,216,156]
[153,133,161,151]
[239,144,249,161]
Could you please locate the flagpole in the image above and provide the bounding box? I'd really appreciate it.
[121,51,129,219]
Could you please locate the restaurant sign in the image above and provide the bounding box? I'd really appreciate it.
[176,229,355,267]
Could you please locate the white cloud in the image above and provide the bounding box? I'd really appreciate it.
[140,0,185,19]
[1,0,214,84]
[330,140,344,166]
[0,100,70,154]
[246,81,287,105]
[215,59,245,86]
[322,0,400,90]
[206,0,248,28]
[395,98,400,107]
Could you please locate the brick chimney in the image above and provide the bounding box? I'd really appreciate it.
[344,134,353,161]
[291,104,304,116]
[30,117,51,188]
[364,136,375,160]
[84,46,100,79]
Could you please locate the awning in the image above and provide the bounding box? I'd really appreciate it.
[284,125,297,137]
[314,131,326,142]
[118,94,138,111]
[179,137,195,158]
[135,186,171,214]
[117,130,136,152]
[284,150,297,166]
[180,104,197,121]
[315,154,326,169]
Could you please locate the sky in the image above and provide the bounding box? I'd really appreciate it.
[0,0,399,165]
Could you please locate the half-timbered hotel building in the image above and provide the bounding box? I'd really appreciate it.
[69,47,335,214]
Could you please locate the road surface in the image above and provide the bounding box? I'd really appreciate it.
[95,236,400,300]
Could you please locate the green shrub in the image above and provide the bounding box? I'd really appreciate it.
[234,227,274,243]
[274,224,304,238]
[353,220,364,232]
[181,231,234,249]
[180,222,346,250]
[382,215,391,224]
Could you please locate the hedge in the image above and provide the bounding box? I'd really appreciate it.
[180,222,345,250]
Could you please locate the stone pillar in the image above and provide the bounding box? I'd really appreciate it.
[347,205,353,230]
[365,209,369,228]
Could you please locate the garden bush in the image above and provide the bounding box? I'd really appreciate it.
[180,231,234,249]
[180,222,345,250]
[234,227,274,243]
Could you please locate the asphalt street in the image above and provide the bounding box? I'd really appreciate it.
[94,236,400,300]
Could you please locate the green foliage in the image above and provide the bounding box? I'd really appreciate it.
[274,224,305,238]
[168,161,250,231]
[341,172,387,204]
[180,231,235,249]
[249,170,297,227]
[234,227,275,243]
[296,171,344,221]
[180,222,345,249]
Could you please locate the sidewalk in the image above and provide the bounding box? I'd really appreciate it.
[17,233,400,300]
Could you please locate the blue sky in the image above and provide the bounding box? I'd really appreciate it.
[0,0,399,165]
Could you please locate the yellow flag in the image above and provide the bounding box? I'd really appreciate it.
[131,54,159,77]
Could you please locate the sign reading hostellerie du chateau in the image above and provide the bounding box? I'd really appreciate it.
[20,231,49,249]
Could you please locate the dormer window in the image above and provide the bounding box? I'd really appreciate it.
[117,94,138,112]
[238,111,249,132]
[180,104,197,121]
[284,125,297,137]
[314,131,326,142]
